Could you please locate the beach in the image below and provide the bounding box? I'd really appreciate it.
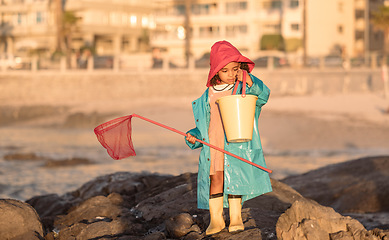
[1,70,389,201]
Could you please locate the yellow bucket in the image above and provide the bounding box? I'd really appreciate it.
[216,94,258,143]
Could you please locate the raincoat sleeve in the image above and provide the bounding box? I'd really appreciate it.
[185,127,203,149]
[246,73,270,108]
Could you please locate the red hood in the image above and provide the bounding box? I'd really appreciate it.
[206,40,255,87]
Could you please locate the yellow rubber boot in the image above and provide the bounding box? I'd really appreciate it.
[228,197,244,232]
[206,196,225,235]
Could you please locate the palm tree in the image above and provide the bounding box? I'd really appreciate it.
[62,10,79,67]
[184,0,192,68]
[54,0,64,54]
[371,5,389,66]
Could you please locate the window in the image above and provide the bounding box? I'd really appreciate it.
[199,26,220,38]
[271,0,282,9]
[175,5,185,15]
[291,23,299,31]
[141,16,149,27]
[355,10,364,19]
[130,15,137,26]
[264,23,281,31]
[17,13,22,25]
[355,30,364,39]
[192,4,210,15]
[338,1,343,12]
[337,25,343,34]
[36,11,43,24]
[226,1,247,14]
[226,24,248,37]
[290,0,299,8]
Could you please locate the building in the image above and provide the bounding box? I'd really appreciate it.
[151,0,266,64]
[151,0,386,66]
[0,0,156,61]
[0,0,386,69]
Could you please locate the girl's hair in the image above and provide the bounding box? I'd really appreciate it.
[209,62,250,86]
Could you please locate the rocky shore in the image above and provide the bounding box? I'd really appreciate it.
[1,156,388,240]
[1,71,389,239]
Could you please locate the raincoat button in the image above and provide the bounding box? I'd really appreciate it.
[196,119,199,122]
[193,102,196,104]
[207,158,209,161]
[202,138,205,140]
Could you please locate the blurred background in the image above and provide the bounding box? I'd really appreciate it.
[0,0,388,71]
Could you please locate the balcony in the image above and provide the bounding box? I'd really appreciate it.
[355,0,365,10]
[355,18,365,31]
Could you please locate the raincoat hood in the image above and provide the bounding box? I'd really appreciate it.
[207,40,255,87]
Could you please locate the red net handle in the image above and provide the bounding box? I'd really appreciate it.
[132,114,272,173]
[232,69,247,97]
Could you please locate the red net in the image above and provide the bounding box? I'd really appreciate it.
[94,115,136,160]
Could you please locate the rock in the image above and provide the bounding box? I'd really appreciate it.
[3,152,46,161]
[26,193,74,233]
[54,193,144,240]
[0,199,44,240]
[42,157,95,168]
[63,111,110,128]
[276,198,371,240]
[134,177,198,222]
[282,156,389,213]
[165,213,201,238]
[23,170,389,240]
[68,171,173,202]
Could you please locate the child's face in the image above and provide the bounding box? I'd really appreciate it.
[217,62,240,85]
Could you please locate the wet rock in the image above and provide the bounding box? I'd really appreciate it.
[0,199,44,240]
[26,193,74,233]
[54,193,144,240]
[165,213,201,238]
[22,169,389,240]
[42,157,94,168]
[3,152,95,168]
[0,105,67,126]
[63,111,111,128]
[68,171,173,202]
[135,179,198,222]
[282,156,389,214]
[276,198,369,240]
[3,152,47,161]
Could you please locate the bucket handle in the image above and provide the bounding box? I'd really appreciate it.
[232,69,247,97]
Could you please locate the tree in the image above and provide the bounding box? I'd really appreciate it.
[54,0,64,54]
[260,34,285,51]
[371,5,389,66]
[371,4,389,98]
[62,10,79,67]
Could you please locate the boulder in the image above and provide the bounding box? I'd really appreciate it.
[282,156,389,213]
[276,198,377,240]
[0,199,44,240]
[22,170,389,239]
[165,213,201,238]
[54,193,144,240]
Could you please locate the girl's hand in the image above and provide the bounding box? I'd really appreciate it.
[186,133,197,144]
[236,69,253,87]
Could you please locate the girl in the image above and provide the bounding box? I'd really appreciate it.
[185,40,272,235]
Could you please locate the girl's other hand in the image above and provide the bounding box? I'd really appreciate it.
[236,69,243,82]
[236,69,252,87]
[186,133,197,144]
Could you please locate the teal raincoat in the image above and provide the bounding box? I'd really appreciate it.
[185,73,272,209]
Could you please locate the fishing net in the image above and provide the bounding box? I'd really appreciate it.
[94,113,272,173]
[94,115,136,160]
